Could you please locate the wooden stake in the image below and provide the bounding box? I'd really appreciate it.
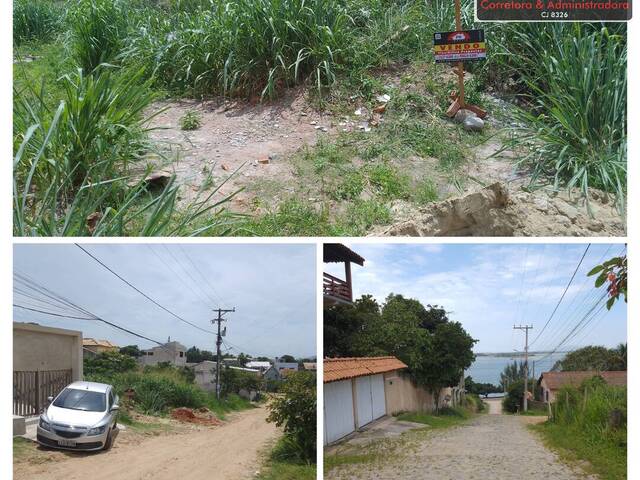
[454,0,464,108]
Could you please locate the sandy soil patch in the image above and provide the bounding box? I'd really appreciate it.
[14,406,278,480]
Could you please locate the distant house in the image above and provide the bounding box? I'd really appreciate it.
[246,360,271,372]
[324,356,407,445]
[302,362,317,371]
[82,338,119,358]
[323,244,365,306]
[222,357,240,367]
[538,371,627,403]
[139,341,187,367]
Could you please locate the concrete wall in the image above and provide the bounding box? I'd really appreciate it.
[139,342,187,367]
[13,323,83,380]
[383,371,452,414]
[193,361,217,391]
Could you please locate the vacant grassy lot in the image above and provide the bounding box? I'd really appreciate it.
[13,0,627,236]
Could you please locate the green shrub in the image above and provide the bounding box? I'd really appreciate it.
[13,0,63,44]
[267,371,316,463]
[84,351,137,378]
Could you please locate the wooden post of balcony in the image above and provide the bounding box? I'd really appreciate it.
[344,261,352,302]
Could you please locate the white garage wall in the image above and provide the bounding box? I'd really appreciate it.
[324,379,355,444]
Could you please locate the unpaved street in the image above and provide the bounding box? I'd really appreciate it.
[327,414,597,480]
[14,407,279,480]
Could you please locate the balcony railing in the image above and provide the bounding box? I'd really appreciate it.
[323,272,352,302]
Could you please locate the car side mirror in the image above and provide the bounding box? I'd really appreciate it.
[111,404,120,412]
[47,396,53,403]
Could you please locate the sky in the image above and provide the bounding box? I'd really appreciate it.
[325,243,627,354]
[14,243,316,358]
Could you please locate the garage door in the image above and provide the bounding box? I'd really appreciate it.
[355,376,373,427]
[324,380,355,444]
[371,374,386,420]
[356,374,386,428]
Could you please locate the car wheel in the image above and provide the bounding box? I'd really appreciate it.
[103,428,114,451]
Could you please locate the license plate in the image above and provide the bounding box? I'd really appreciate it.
[58,439,77,447]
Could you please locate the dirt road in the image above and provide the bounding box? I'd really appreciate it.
[485,397,503,415]
[14,407,279,480]
[327,414,597,480]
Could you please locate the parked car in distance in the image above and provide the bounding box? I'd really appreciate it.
[37,381,119,451]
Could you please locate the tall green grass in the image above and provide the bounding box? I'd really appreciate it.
[123,0,351,97]
[488,23,627,210]
[68,0,131,73]
[13,0,63,45]
[537,379,626,480]
[13,66,237,236]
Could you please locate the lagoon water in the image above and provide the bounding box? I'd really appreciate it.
[466,352,566,386]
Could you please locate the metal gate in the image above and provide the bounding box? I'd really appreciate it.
[13,370,72,416]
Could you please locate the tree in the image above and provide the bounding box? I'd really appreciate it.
[465,376,502,396]
[220,367,260,397]
[324,292,476,410]
[324,295,381,357]
[119,345,142,357]
[410,321,476,410]
[553,345,627,371]
[237,352,250,367]
[186,346,215,363]
[502,379,525,413]
[266,371,316,463]
[84,351,137,378]
[279,354,296,363]
[500,361,527,391]
[588,255,627,310]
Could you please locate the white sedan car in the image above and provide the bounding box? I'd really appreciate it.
[37,381,120,451]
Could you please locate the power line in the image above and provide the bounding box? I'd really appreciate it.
[177,244,225,306]
[530,244,591,347]
[75,244,215,335]
[161,244,219,308]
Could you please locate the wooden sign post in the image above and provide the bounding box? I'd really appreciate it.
[440,0,487,119]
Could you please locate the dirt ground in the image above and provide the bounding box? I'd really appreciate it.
[144,78,625,236]
[485,397,503,415]
[14,406,279,480]
[326,414,596,480]
[146,87,327,209]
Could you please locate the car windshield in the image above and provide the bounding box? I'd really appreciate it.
[52,388,106,412]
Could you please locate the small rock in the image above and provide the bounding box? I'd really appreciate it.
[221,163,229,171]
[454,109,477,123]
[463,116,484,132]
[321,126,329,132]
[373,104,387,114]
[555,202,580,222]
[354,108,364,116]
[257,156,269,165]
[309,120,317,125]
[376,94,391,103]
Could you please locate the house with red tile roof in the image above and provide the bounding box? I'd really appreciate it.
[537,370,626,403]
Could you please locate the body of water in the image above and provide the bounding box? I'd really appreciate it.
[466,352,566,386]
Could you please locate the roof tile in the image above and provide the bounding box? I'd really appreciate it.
[540,371,626,390]
[324,356,407,383]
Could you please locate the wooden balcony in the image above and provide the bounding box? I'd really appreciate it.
[323,272,352,303]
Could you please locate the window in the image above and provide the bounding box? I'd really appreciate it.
[179,352,184,357]
[53,388,106,412]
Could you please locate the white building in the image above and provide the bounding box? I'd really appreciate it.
[139,341,187,367]
[246,361,271,371]
[193,360,217,391]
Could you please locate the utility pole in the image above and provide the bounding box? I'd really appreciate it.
[513,325,533,412]
[213,308,235,399]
